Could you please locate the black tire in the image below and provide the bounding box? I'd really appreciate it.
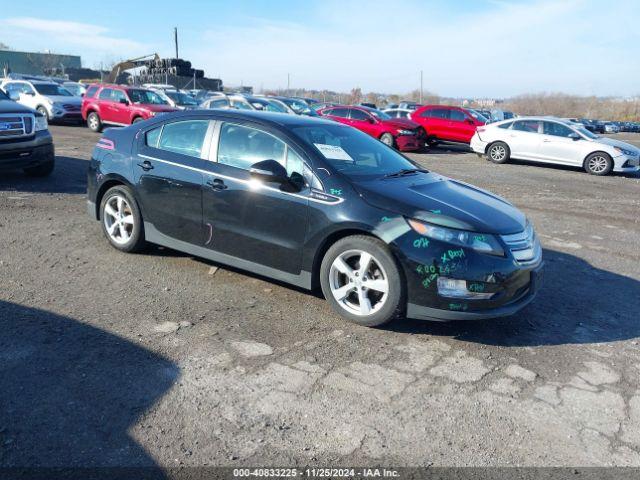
[426,137,438,147]
[380,133,395,148]
[36,106,49,121]
[99,185,147,253]
[132,117,144,124]
[87,111,102,132]
[24,158,54,177]
[320,235,405,327]
[584,152,613,176]
[487,141,510,164]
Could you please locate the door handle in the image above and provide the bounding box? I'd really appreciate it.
[543,139,551,143]
[137,160,154,171]
[206,178,227,190]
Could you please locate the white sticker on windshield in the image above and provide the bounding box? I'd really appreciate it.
[313,143,353,161]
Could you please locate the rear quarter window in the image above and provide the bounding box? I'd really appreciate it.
[498,121,513,129]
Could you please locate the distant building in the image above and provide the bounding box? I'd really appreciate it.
[0,49,82,77]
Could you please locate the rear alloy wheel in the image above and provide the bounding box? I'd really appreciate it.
[320,235,404,327]
[100,186,146,253]
[487,141,510,164]
[380,133,395,148]
[87,112,102,132]
[132,117,144,124]
[584,152,613,176]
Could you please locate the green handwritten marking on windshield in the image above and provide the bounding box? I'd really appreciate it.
[472,234,486,243]
[330,189,342,196]
[413,238,430,248]
[430,209,442,214]
[449,303,468,312]
[381,216,391,223]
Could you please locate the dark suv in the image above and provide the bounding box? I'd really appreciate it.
[87,110,543,327]
[0,88,54,176]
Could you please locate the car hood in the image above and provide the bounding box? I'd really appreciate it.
[381,118,420,129]
[48,95,81,105]
[353,172,527,234]
[591,136,640,153]
[0,99,35,114]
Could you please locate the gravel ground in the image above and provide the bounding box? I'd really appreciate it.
[1,125,640,469]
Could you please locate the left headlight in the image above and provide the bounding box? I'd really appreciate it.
[397,129,414,135]
[34,115,48,131]
[614,146,636,156]
[407,218,505,256]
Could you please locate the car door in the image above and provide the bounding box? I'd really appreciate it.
[110,89,131,125]
[200,121,309,275]
[133,118,213,244]
[417,107,450,139]
[507,120,543,160]
[348,108,379,137]
[448,108,475,142]
[538,121,583,165]
[97,88,117,123]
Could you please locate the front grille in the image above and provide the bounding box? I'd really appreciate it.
[501,223,541,265]
[0,114,35,139]
[63,104,81,112]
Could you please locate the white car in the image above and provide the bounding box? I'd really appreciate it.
[470,117,640,176]
[0,79,82,123]
[382,108,414,119]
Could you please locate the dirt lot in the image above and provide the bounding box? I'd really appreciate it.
[1,125,640,469]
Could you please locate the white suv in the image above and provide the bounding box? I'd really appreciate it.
[0,79,82,123]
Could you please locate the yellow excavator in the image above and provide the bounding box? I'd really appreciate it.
[105,53,160,84]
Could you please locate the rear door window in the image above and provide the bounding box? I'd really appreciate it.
[349,109,371,121]
[85,86,99,98]
[326,108,349,118]
[156,120,210,158]
[420,108,449,119]
[513,120,541,133]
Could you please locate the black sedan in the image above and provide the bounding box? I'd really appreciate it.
[87,110,543,326]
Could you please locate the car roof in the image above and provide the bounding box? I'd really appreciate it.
[156,109,337,128]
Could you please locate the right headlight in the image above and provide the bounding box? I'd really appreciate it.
[407,218,505,256]
[34,115,48,131]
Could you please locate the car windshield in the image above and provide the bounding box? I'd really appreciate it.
[468,109,489,123]
[263,99,290,113]
[251,98,287,113]
[366,108,392,120]
[128,89,169,105]
[166,91,198,106]
[576,127,598,139]
[0,89,8,100]
[292,124,421,179]
[34,84,73,96]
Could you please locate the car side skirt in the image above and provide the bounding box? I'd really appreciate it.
[144,222,313,290]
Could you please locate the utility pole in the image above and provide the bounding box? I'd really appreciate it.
[420,70,423,104]
[287,73,290,94]
[174,27,179,59]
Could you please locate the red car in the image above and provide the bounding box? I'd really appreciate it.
[81,84,177,132]
[318,105,424,151]
[410,105,487,145]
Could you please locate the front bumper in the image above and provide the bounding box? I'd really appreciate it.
[613,154,640,173]
[0,131,54,171]
[407,264,543,321]
[395,134,422,152]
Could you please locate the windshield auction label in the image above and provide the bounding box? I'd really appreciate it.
[313,143,354,161]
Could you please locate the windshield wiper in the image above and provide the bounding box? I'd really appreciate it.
[383,168,426,179]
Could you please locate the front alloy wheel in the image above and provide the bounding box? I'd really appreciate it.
[329,250,389,317]
[320,235,404,327]
[585,153,613,176]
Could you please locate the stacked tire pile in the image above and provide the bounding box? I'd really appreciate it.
[137,58,205,84]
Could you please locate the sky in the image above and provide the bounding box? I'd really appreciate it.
[1,0,639,98]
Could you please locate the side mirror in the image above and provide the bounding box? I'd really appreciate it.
[8,91,20,101]
[568,132,580,141]
[249,159,288,183]
[119,98,129,105]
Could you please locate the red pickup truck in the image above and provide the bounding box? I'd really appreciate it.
[81,84,177,132]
